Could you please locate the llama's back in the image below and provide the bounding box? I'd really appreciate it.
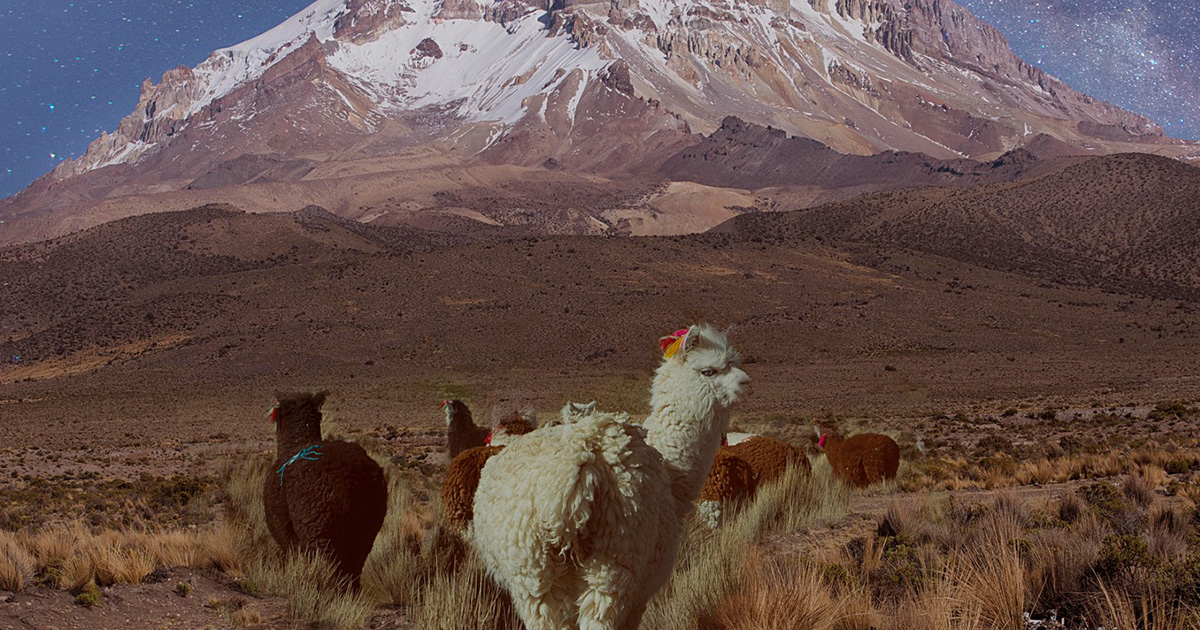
[448,424,489,459]
[855,434,900,484]
[274,441,388,580]
[835,433,899,487]
[472,412,676,626]
[726,436,809,484]
[698,449,758,528]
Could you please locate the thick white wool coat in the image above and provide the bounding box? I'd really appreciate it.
[472,325,748,630]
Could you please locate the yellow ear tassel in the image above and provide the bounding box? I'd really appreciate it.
[659,328,690,358]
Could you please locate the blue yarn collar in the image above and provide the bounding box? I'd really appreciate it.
[277,444,322,485]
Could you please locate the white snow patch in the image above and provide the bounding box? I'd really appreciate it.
[326,4,605,124]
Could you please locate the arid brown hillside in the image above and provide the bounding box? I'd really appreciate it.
[716,153,1200,299]
[3,204,1199,454]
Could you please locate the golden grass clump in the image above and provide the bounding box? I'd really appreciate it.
[413,551,521,630]
[717,549,874,630]
[0,530,34,591]
[641,463,851,630]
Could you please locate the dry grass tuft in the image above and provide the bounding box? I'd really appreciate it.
[413,551,520,630]
[643,464,850,630]
[716,551,843,630]
[0,531,34,591]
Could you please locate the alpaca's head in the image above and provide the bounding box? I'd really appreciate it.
[441,399,471,427]
[558,400,598,425]
[813,422,842,449]
[486,411,537,446]
[270,390,327,447]
[651,324,749,414]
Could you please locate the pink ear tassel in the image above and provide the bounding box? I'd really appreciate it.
[818,434,827,448]
[658,328,691,358]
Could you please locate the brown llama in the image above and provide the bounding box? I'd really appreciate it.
[441,445,504,529]
[815,424,900,488]
[725,435,811,485]
[697,448,759,527]
[485,409,537,446]
[443,399,488,459]
[442,411,536,529]
[263,391,387,591]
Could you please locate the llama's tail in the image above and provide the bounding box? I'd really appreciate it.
[538,411,635,561]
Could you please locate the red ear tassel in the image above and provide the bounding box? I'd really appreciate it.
[485,431,493,445]
[267,401,279,423]
[658,328,690,358]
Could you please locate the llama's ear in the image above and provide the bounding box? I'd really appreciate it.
[313,390,328,408]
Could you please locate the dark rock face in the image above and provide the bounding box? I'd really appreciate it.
[413,37,444,60]
[599,60,635,97]
[263,391,388,591]
[185,154,316,190]
[335,0,413,43]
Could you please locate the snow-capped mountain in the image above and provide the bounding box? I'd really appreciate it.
[2,0,1195,246]
[57,0,1176,179]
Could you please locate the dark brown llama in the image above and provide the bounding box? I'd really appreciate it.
[263,391,387,591]
[815,424,900,488]
[443,399,488,459]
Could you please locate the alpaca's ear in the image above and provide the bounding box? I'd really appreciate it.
[313,390,329,408]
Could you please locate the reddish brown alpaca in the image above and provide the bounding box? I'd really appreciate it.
[816,425,900,488]
[701,448,759,504]
[725,435,810,484]
[485,410,537,446]
[442,411,538,528]
[441,445,504,528]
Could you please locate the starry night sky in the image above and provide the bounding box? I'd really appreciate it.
[0,1,312,199]
[1,0,1197,199]
[958,0,1199,140]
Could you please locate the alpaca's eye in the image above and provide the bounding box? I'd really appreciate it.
[700,368,716,377]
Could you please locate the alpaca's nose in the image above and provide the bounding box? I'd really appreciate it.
[733,368,750,387]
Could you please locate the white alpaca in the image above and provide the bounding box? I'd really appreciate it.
[472,325,749,630]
